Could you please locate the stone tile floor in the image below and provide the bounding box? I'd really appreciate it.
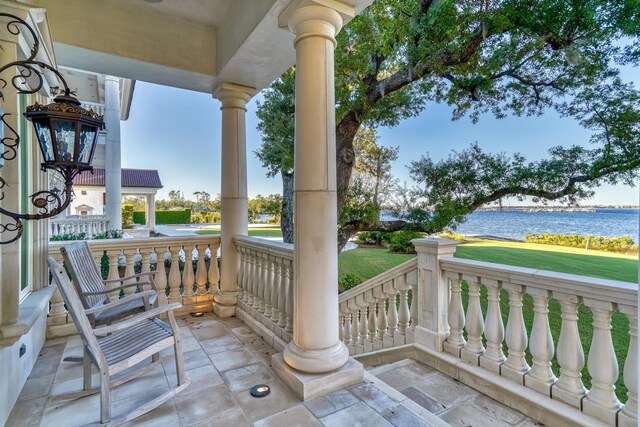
[7,312,539,426]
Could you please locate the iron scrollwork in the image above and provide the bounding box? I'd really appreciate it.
[0,13,79,244]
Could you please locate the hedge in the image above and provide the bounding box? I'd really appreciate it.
[525,233,638,255]
[132,209,191,225]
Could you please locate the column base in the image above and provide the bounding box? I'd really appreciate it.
[272,353,363,401]
[415,326,446,352]
[213,291,237,318]
[283,340,349,374]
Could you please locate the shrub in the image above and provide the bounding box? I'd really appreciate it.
[133,211,145,224]
[338,273,364,293]
[93,230,124,240]
[525,233,638,255]
[387,230,423,253]
[50,232,87,241]
[156,209,191,224]
[355,231,393,246]
[122,204,134,229]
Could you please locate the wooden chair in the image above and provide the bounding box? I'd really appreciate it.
[60,241,160,328]
[47,256,191,426]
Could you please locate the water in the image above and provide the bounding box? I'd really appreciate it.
[384,209,640,241]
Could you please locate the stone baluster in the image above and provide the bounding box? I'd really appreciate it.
[236,246,245,302]
[407,270,418,342]
[207,243,220,296]
[618,305,638,427]
[444,274,466,357]
[252,252,263,310]
[139,247,152,293]
[357,304,367,354]
[167,245,182,303]
[154,247,169,307]
[285,259,294,335]
[365,292,377,353]
[257,253,267,313]
[122,248,137,296]
[349,302,359,355]
[245,250,255,307]
[373,286,387,351]
[47,288,68,326]
[277,257,288,329]
[384,282,398,348]
[525,289,556,396]
[582,299,622,425]
[195,244,208,297]
[105,249,121,291]
[263,255,273,318]
[552,292,586,408]
[501,283,529,384]
[461,276,485,364]
[397,278,410,345]
[270,259,281,324]
[182,245,196,304]
[241,248,251,303]
[341,303,351,348]
[480,279,505,373]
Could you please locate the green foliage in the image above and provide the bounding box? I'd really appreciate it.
[191,211,221,224]
[338,273,365,293]
[387,230,423,253]
[525,234,638,255]
[93,230,123,240]
[49,232,87,241]
[121,204,134,229]
[248,194,283,223]
[355,231,393,246]
[132,211,145,224]
[154,209,191,225]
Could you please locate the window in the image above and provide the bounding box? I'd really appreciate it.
[80,211,88,216]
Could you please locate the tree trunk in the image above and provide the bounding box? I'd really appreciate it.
[280,171,294,244]
[336,112,362,216]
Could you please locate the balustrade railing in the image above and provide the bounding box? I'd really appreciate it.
[50,216,109,239]
[338,258,417,355]
[234,236,294,343]
[438,256,637,426]
[80,101,106,118]
[47,235,221,335]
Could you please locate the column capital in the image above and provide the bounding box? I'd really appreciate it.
[280,3,350,48]
[212,82,256,110]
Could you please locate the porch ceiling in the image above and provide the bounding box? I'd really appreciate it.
[25,0,372,94]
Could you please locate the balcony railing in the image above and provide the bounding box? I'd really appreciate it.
[80,101,106,118]
[50,216,109,239]
[47,234,221,337]
[339,258,418,355]
[234,236,294,349]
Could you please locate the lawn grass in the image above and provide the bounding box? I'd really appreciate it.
[339,239,636,402]
[338,248,414,281]
[196,227,283,238]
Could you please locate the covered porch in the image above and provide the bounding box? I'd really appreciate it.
[0,0,637,426]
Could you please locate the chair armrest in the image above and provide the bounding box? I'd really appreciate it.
[85,290,158,315]
[93,303,182,335]
[103,271,158,283]
[84,281,141,296]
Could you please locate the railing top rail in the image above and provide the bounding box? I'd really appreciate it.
[234,235,293,259]
[440,257,637,307]
[49,234,221,252]
[339,257,417,302]
[51,216,109,222]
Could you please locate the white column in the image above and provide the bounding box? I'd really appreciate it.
[280,4,349,374]
[104,75,122,230]
[146,194,156,230]
[212,83,255,318]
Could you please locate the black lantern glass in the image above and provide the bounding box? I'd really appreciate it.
[25,93,103,174]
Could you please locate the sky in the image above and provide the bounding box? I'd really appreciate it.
[121,70,640,207]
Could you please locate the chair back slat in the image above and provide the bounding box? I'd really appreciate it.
[61,241,108,308]
[46,257,102,365]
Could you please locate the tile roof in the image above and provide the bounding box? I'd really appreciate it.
[74,168,163,189]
